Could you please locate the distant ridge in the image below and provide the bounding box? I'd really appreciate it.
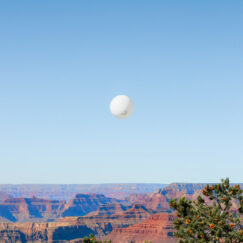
[157,183,206,195]
[0,184,166,201]
[158,182,243,195]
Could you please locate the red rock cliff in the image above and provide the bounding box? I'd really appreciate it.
[105,213,176,243]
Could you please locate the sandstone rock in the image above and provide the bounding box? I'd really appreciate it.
[62,194,117,217]
[60,203,151,237]
[105,213,176,243]
[0,204,152,242]
[87,203,128,216]
[0,197,65,222]
[126,192,170,213]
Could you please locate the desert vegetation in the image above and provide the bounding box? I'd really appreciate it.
[83,234,111,243]
[170,178,243,242]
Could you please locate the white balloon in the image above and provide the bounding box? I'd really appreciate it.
[110,95,134,119]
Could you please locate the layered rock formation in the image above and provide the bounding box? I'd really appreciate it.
[127,193,170,212]
[60,203,152,236]
[0,204,152,242]
[158,183,205,195]
[157,183,243,199]
[0,194,121,222]
[87,203,128,216]
[105,213,176,243]
[0,221,94,242]
[62,194,118,217]
[0,182,241,242]
[0,197,65,222]
[125,193,148,205]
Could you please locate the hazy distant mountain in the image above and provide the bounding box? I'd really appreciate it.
[0,184,166,201]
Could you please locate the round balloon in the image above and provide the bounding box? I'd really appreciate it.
[110,95,134,119]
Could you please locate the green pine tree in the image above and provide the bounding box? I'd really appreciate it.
[170,178,243,242]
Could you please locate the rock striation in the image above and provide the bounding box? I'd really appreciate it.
[87,203,128,216]
[0,194,120,222]
[0,203,152,242]
[0,221,94,242]
[0,182,242,242]
[0,197,65,222]
[62,194,118,217]
[126,192,171,213]
[60,203,152,236]
[105,212,176,243]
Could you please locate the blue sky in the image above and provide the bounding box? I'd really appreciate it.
[0,1,242,184]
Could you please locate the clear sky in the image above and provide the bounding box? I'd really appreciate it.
[0,1,242,184]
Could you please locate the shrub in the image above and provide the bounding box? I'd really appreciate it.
[83,234,111,243]
[170,178,243,242]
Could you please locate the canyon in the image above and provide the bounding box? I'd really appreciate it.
[0,182,241,242]
[0,204,173,242]
[105,213,176,243]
